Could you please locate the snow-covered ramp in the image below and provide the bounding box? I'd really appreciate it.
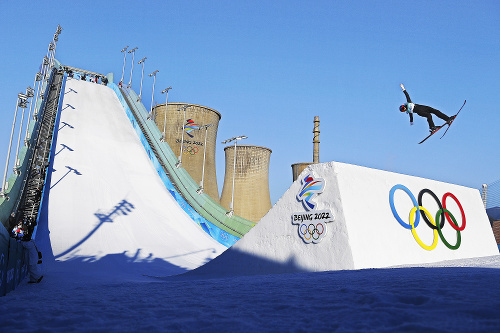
[37,77,226,277]
[186,161,498,277]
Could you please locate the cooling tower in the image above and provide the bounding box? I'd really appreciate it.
[220,145,272,223]
[291,162,313,182]
[152,102,221,203]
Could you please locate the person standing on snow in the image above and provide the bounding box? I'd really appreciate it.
[22,240,43,284]
[10,221,43,284]
[399,84,455,132]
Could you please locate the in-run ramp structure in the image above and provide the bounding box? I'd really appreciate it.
[37,77,227,277]
[185,161,499,278]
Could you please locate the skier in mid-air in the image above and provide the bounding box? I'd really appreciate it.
[399,84,455,132]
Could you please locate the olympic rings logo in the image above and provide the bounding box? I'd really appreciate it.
[299,222,325,242]
[292,209,333,244]
[183,145,199,155]
[389,184,466,251]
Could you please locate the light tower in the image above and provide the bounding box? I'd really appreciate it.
[127,47,138,88]
[119,46,129,85]
[137,57,147,101]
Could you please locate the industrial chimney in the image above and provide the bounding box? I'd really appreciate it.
[313,115,320,163]
[291,116,320,182]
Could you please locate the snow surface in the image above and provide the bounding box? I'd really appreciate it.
[1,255,500,331]
[39,78,226,275]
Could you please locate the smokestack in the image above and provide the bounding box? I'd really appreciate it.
[313,116,320,163]
[220,145,272,223]
[152,102,221,203]
[291,116,320,182]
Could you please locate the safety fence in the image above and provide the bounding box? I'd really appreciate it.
[0,227,28,296]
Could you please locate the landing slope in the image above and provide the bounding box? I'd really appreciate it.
[38,77,225,277]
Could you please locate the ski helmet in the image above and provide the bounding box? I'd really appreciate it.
[399,104,407,112]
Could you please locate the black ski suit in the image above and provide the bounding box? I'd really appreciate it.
[402,90,451,129]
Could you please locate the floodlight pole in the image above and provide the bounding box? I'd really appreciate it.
[33,69,44,119]
[160,87,172,141]
[41,55,50,84]
[137,57,147,102]
[221,135,248,216]
[50,35,59,69]
[48,39,57,69]
[44,44,54,82]
[48,40,55,69]
[176,105,192,168]
[13,92,29,173]
[127,47,138,88]
[148,70,159,120]
[36,48,51,119]
[14,87,33,171]
[196,124,214,194]
[24,76,39,144]
[51,25,62,67]
[1,93,28,198]
[120,46,129,85]
[48,25,62,70]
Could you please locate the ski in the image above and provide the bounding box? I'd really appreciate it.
[418,100,466,144]
[418,124,447,144]
[440,100,466,139]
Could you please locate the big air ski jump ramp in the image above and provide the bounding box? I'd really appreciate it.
[188,161,499,277]
[36,75,498,278]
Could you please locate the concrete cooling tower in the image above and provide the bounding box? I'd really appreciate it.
[152,102,221,203]
[291,162,313,182]
[220,145,272,223]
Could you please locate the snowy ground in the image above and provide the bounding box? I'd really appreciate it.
[1,254,500,332]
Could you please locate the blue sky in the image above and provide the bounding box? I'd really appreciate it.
[1,1,499,204]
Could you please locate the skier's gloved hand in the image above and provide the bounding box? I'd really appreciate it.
[400,83,405,91]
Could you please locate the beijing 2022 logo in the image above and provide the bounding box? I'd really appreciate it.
[292,174,334,244]
[389,184,466,251]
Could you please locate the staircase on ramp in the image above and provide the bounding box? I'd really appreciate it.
[6,68,65,237]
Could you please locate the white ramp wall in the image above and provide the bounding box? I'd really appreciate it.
[192,161,498,276]
[44,78,225,274]
[331,162,498,269]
